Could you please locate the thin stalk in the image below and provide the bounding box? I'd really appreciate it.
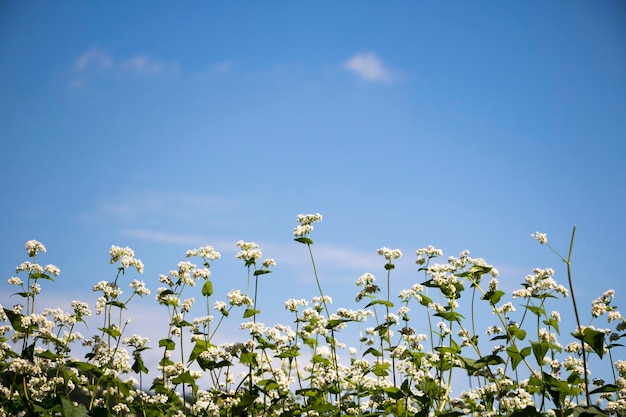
[306,243,341,411]
[563,226,590,404]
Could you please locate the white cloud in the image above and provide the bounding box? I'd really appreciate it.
[71,47,180,85]
[209,60,232,75]
[97,192,239,221]
[74,48,114,72]
[342,52,394,83]
[121,229,236,249]
[121,54,179,75]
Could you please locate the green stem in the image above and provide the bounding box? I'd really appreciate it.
[564,226,590,404]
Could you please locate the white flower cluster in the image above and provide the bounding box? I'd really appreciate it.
[512,268,568,298]
[227,289,252,306]
[186,245,221,261]
[376,247,402,261]
[25,240,46,257]
[235,240,262,262]
[109,245,144,273]
[293,213,323,237]
[129,279,151,296]
[285,298,308,313]
[531,231,548,245]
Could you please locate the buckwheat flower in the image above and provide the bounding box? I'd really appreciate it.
[551,311,561,323]
[285,298,308,312]
[312,295,332,306]
[486,325,502,335]
[417,246,443,258]
[44,264,60,276]
[592,302,607,318]
[30,283,41,294]
[235,240,262,262]
[7,277,23,286]
[492,345,505,354]
[262,258,276,268]
[227,289,252,306]
[16,261,43,274]
[192,267,210,280]
[494,302,516,314]
[377,247,402,261]
[531,232,548,245]
[488,278,499,292]
[294,225,313,237]
[186,245,221,261]
[416,255,427,265]
[25,239,47,256]
[608,311,623,322]
[429,303,446,313]
[356,273,376,286]
[129,279,151,296]
[297,213,323,226]
[71,300,91,317]
[214,301,227,311]
[181,297,195,313]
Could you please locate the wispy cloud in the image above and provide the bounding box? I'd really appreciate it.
[121,229,235,249]
[342,52,394,83]
[118,227,381,275]
[208,60,232,75]
[101,192,239,221]
[71,47,187,86]
[120,54,180,75]
[74,48,114,71]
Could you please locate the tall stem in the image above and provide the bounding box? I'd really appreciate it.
[564,226,590,404]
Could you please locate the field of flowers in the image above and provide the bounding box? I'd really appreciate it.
[1,214,625,417]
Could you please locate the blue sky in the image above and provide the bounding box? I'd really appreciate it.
[1,1,625,365]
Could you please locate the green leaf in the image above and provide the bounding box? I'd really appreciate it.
[239,350,257,366]
[434,310,465,322]
[325,318,352,329]
[201,280,213,297]
[573,327,606,358]
[570,405,608,417]
[243,308,260,318]
[276,348,300,359]
[294,237,313,245]
[188,339,212,363]
[132,356,149,374]
[384,263,395,271]
[383,386,404,400]
[253,269,272,276]
[171,370,196,385]
[99,326,121,338]
[372,361,390,376]
[481,290,505,305]
[508,405,543,417]
[475,354,505,367]
[61,397,88,417]
[530,340,549,364]
[525,305,545,317]
[365,299,394,308]
[3,308,27,332]
[363,347,383,357]
[258,379,280,391]
[107,300,127,309]
[159,338,175,350]
[36,349,62,360]
[506,345,531,370]
[543,317,560,335]
[589,384,619,395]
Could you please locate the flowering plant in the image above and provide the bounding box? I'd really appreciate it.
[1,216,625,417]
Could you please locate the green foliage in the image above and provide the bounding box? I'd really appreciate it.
[1,224,625,416]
